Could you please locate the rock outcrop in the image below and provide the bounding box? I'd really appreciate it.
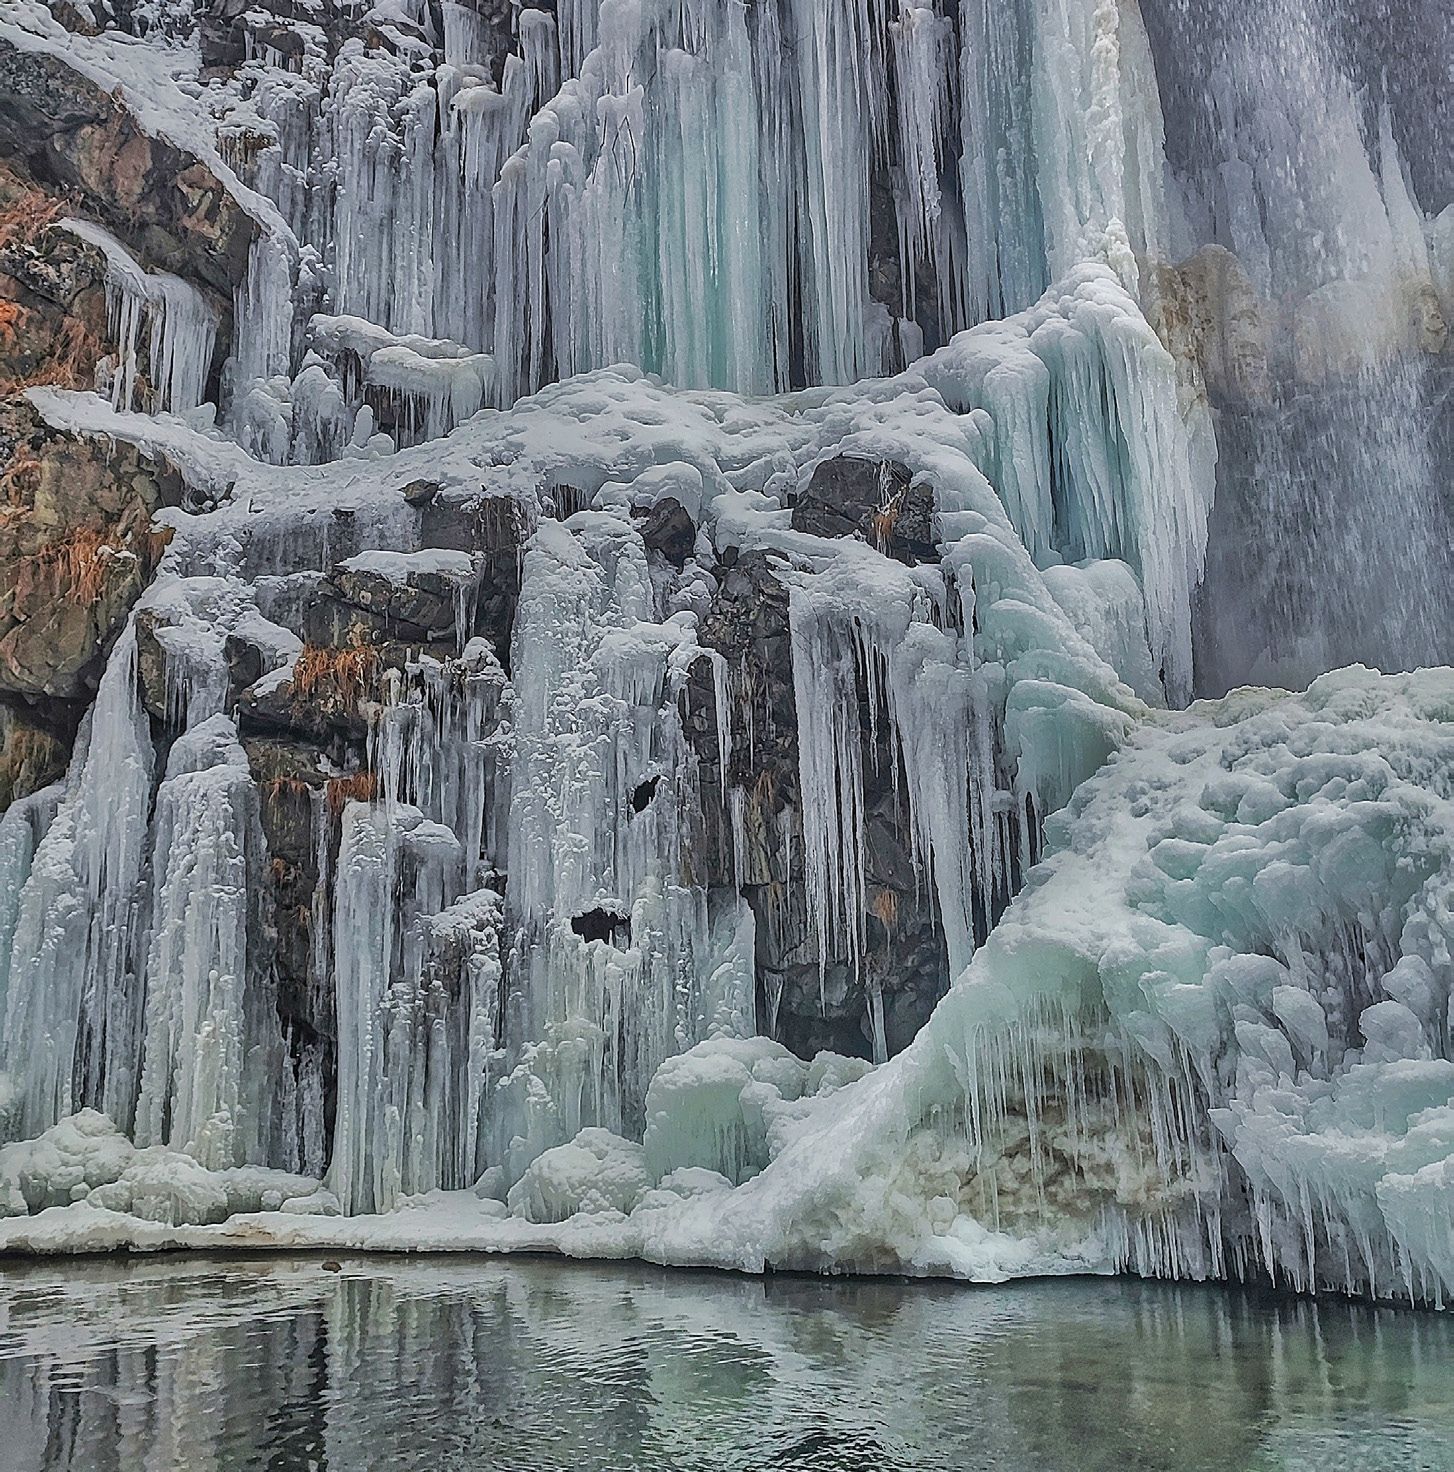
[0,34,255,300]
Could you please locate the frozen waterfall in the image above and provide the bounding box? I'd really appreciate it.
[0,0,1449,1308]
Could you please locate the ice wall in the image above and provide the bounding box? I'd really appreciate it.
[0,0,1448,1305]
[213,0,1174,427]
[0,626,155,1139]
[1141,0,1454,690]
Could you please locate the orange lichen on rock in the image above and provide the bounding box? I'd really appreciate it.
[19,524,122,605]
[868,886,900,931]
[0,183,62,252]
[262,775,315,804]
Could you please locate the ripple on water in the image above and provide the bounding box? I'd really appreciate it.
[0,1259,1451,1472]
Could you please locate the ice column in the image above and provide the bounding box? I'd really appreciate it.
[0,786,61,1041]
[133,715,286,1170]
[328,801,502,1214]
[0,626,154,1139]
[494,512,737,1172]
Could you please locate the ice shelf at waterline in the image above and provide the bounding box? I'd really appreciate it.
[0,0,1450,1309]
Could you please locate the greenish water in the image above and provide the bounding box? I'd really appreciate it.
[0,1257,1449,1471]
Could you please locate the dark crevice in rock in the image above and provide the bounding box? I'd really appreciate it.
[630,776,661,814]
[571,907,630,945]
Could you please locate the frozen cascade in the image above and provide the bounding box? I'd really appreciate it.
[0,785,61,1037]
[211,0,1177,417]
[59,220,217,417]
[496,512,754,1176]
[0,626,154,1139]
[132,715,286,1171]
[0,0,1448,1308]
[918,265,1214,703]
[328,801,490,1215]
[1142,0,1454,691]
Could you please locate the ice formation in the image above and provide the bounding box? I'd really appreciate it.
[58,219,218,418]
[0,0,1449,1309]
[655,669,1454,1304]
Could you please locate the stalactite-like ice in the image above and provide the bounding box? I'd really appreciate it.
[0,626,154,1139]
[60,219,217,417]
[919,265,1214,701]
[132,715,286,1171]
[214,0,1178,414]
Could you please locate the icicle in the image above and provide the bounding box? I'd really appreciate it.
[133,716,285,1170]
[0,785,62,1033]
[0,625,154,1140]
[59,219,218,415]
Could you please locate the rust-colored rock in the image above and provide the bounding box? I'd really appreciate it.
[0,165,110,394]
[1146,247,1272,404]
[0,396,181,700]
[0,36,256,302]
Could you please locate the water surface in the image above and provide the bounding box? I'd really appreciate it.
[0,1257,1450,1472]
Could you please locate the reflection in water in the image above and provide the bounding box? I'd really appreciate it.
[0,1258,1451,1472]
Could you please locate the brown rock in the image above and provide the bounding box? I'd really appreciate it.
[0,398,181,699]
[0,37,254,302]
[0,697,71,809]
[1147,247,1273,403]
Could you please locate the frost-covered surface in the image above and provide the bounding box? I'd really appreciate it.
[0,0,1449,1311]
[0,262,1212,1264]
[0,1109,323,1226]
[6,671,1453,1311]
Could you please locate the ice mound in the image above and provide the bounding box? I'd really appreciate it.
[0,1109,324,1226]
[649,668,1454,1301]
[643,1038,873,1186]
[507,1128,652,1224]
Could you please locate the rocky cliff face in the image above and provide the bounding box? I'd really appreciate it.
[1,0,1446,1082]
[0,14,255,805]
[0,0,1041,1083]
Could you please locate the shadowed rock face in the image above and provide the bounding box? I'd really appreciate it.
[0,396,185,803]
[0,36,255,301]
[0,29,263,805]
[679,472,957,1061]
[792,456,939,565]
[0,398,182,693]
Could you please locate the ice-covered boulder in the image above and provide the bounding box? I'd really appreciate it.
[643,1037,872,1186]
[507,1129,652,1224]
[0,1109,319,1225]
